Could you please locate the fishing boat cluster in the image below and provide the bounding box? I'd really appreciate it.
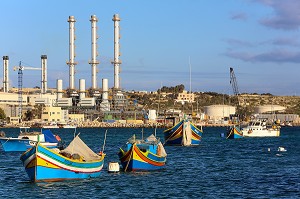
[0,115,280,182]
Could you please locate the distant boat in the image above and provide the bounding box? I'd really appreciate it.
[61,124,77,129]
[163,117,203,146]
[57,123,77,128]
[118,134,167,171]
[226,126,243,139]
[42,122,59,129]
[20,134,105,182]
[241,119,280,137]
[0,128,59,152]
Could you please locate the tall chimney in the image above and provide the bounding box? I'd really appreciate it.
[89,15,99,90]
[57,79,63,99]
[41,55,47,94]
[112,14,121,90]
[2,56,9,92]
[67,16,77,90]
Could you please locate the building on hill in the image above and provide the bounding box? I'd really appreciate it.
[176,90,194,103]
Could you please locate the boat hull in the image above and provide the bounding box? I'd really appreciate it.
[119,144,166,172]
[20,144,104,182]
[0,138,57,152]
[164,120,202,146]
[226,126,243,139]
[242,129,280,137]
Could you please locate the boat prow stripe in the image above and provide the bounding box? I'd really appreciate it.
[133,145,165,166]
[37,153,103,173]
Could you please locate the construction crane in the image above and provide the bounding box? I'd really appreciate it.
[14,61,41,122]
[229,67,247,122]
[229,67,240,96]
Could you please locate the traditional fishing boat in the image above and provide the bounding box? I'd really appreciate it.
[226,125,243,139]
[163,118,203,146]
[118,134,167,172]
[20,134,105,182]
[241,119,280,137]
[0,128,59,152]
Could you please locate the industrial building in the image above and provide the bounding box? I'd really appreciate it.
[203,105,236,123]
[1,14,129,125]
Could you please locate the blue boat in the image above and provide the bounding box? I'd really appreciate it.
[20,134,105,182]
[164,119,203,146]
[226,126,243,139]
[0,128,59,152]
[118,134,167,172]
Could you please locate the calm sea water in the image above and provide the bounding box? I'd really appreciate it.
[0,127,299,198]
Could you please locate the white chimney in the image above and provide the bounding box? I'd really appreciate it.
[112,14,121,90]
[67,16,77,90]
[89,15,100,90]
[79,79,86,99]
[41,55,47,94]
[2,56,9,92]
[57,79,63,99]
[100,78,110,111]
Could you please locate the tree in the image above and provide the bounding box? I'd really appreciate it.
[24,110,34,121]
[0,108,6,119]
[33,104,45,119]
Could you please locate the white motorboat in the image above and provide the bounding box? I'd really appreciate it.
[241,119,280,137]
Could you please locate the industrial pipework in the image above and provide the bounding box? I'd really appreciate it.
[89,15,100,90]
[67,16,77,90]
[41,55,47,94]
[112,14,121,90]
[2,56,9,92]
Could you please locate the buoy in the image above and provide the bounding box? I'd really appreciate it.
[278,147,287,152]
[108,162,120,173]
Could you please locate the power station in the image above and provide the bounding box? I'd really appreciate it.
[1,14,127,123]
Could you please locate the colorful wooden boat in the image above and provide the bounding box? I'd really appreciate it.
[163,119,203,146]
[0,128,59,152]
[118,134,167,172]
[20,134,105,182]
[226,126,243,139]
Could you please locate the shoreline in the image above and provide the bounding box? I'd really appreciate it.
[1,122,299,128]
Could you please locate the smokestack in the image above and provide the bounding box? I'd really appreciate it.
[102,78,108,101]
[100,78,110,111]
[57,79,63,99]
[79,79,86,99]
[67,16,77,90]
[112,14,121,90]
[41,55,47,94]
[2,56,9,92]
[89,15,99,90]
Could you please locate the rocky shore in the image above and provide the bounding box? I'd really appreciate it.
[1,121,234,128]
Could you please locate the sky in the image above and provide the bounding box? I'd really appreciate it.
[1,0,300,96]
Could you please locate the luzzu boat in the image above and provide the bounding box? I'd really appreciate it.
[163,118,203,146]
[0,128,59,152]
[20,134,105,182]
[226,126,243,139]
[118,134,167,172]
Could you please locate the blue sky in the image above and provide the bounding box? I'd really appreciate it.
[1,0,300,96]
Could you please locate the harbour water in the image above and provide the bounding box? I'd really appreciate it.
[0,127,299,198]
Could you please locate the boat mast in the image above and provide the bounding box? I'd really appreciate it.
[189,56,193,117]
